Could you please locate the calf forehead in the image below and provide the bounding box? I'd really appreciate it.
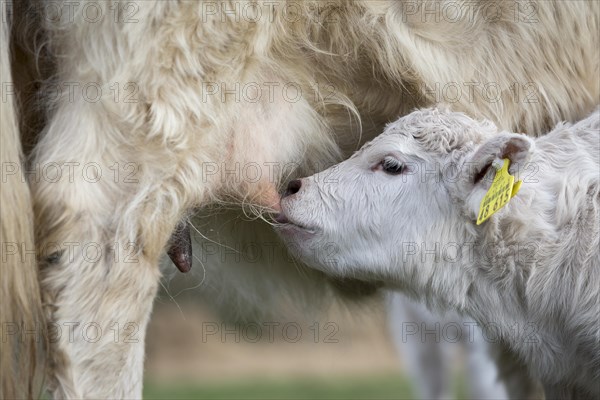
[366,133,411,153]
[350,108,496,165]
[358,108,495,161]
[346,134,417,165]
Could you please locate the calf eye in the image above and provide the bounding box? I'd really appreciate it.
[381,156,404,175]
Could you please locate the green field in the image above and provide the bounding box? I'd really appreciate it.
[41,377,413,399]
[39,373,467,399]
[143,375,418,400]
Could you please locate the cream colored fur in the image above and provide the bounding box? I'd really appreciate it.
[1,0,598,398]
[0,4,45,398]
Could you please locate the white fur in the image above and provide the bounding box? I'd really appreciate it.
[4,0,598,397]
[277,108,600,398]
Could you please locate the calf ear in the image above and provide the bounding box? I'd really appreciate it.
[467,133,534,187]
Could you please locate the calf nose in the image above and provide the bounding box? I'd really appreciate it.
[282,179,302,198]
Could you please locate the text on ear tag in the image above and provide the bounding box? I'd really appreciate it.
[476,158,522,225]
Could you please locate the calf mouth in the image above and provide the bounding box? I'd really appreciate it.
[273,210,382,298]
[273,210,317,234]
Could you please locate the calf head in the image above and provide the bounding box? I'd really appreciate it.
[276,108,534,285]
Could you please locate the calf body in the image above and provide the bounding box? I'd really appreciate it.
[276,108,600,398]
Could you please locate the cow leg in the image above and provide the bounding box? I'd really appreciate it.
[31,100,189,397]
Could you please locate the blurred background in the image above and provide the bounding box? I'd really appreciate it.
[146,294,396,399]
[138,211,478,400]
[143,286,467,399]
[138,210,477,400]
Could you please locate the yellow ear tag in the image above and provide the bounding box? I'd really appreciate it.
[476,158,522,225]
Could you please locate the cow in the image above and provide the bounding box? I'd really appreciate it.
[1,0,598,397]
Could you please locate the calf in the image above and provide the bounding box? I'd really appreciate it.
[276,108,600,399]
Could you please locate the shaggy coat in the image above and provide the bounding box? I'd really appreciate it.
[1,0,598,398]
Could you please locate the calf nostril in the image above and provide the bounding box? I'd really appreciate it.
[283,179,302,198]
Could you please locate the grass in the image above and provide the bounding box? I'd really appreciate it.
[143,374,416,400]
